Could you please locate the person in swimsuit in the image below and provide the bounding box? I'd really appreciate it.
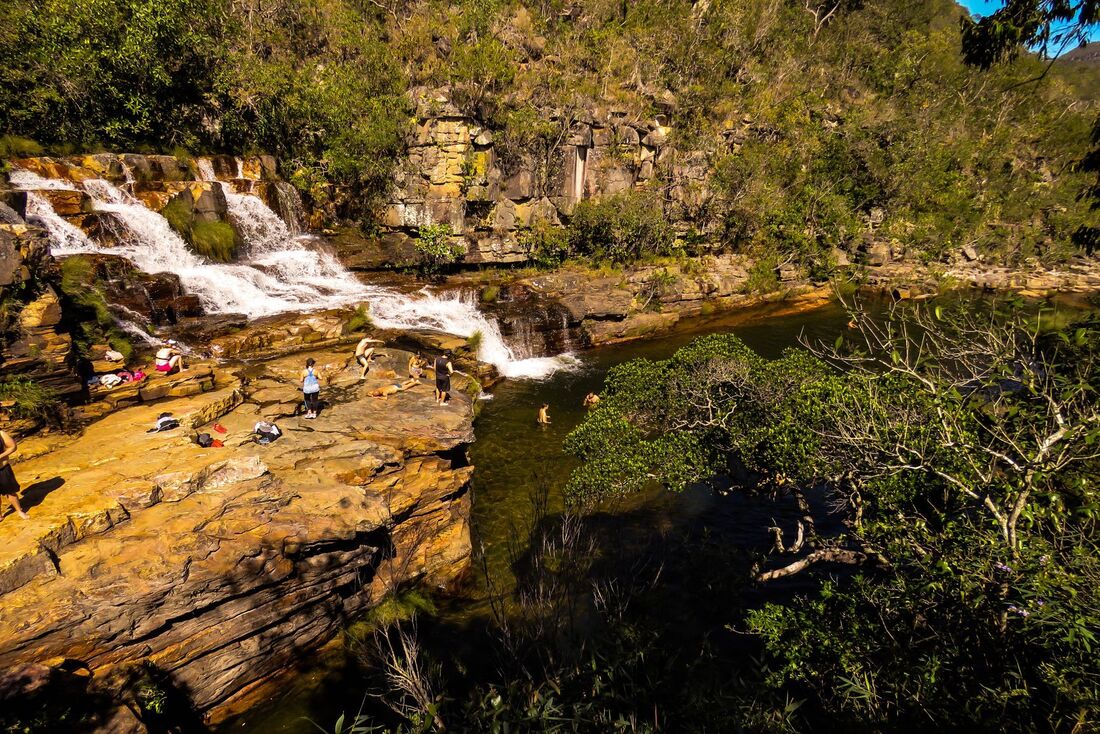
[583,392,600,409]
[434,351,454,405]
[369,378,421,398]
[301,358,322,419]
[154,340,185,374]
[0,430,28,520]
[537,403,551,425]
[408,352,425,380]
[354,337,382,379]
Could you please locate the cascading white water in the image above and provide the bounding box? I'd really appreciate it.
[24,191,98,255]
[367,289,578,378]
[13,165,576,379]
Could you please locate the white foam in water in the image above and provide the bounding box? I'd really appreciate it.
[13,165,576,379]
[24,192,98,255]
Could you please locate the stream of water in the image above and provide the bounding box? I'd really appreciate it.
[9,165,574,379]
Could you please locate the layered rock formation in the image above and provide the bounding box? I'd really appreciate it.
[0,222,82,432]
[0,345,475,731]
[331,93,686,268]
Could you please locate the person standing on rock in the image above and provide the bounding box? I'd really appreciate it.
[0,430,28,520]
[434,351,454,405]
[301,357,322,419]
[354,337,382,379]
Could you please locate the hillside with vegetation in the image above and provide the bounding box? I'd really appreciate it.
[2,0,1099,271]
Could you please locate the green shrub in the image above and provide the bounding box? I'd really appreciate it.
[189,221,238,262]
[567,191,676,264]
[0,377,60,422]
[518,219,571,268]
[743,256,781,294]
[413,223,464,274]
[479,285,500,303]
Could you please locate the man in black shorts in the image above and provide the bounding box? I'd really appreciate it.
[434,351,454,405]
[0,429,28,520]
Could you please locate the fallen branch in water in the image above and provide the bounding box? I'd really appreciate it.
[756,547,888,582]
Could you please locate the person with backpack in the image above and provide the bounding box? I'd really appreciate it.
[301,357,322,419]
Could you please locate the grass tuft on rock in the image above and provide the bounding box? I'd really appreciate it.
[57,256,134,361]
[342,304,372,334]
[0,377,60,421]
[160,197,193,241]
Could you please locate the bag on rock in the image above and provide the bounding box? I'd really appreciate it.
[196,432,213,448]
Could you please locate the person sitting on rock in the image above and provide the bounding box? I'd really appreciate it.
[155,340,185,374]
[0,429,28,521]
[583,392,600,409]
[354,337,382,379]
[369,378,421,399]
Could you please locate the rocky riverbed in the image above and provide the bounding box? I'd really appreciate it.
[0,344,476,732]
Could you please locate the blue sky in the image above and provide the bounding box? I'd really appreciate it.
[956,0,1100,48]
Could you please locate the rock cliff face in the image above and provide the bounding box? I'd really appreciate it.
[0,222,83,432]
[332,92,692,268]
[0,346,475,731]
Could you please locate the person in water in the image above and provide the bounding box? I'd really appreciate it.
[354,337,382,379]
[0,430,28,520]
[583,392,600,409]
[408,352,426,380]
[155,340,185,374]
[301,357,322,419]
[434,351,454,405]
[369,378,421,398]
[537,403,551,425]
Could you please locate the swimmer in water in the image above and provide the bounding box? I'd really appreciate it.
[537,403,551,425]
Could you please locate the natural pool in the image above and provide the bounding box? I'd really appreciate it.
[223,297,861,733]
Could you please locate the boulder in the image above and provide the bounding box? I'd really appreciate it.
[18,289,62,329]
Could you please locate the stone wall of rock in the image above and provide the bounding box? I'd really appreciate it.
[332,91,689,269]
[0,346,476,731]
[0,222,82,433]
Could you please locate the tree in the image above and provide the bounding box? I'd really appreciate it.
[564,299,1100,728]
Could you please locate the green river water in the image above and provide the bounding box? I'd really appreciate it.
[223,297,863,733]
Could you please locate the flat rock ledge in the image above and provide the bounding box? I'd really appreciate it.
[0,345,476,731]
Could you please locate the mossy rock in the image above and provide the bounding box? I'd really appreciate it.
[160,196,193,240]
[190,221,239,262]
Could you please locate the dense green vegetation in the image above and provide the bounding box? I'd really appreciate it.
[0,0,406,220]
[559,302,1100,730]
[1,0,1097,263]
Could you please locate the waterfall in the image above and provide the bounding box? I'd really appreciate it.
[24,192,98,255]
[12,167,577,379]
[273,182,305,234]
[367,289,579,379]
